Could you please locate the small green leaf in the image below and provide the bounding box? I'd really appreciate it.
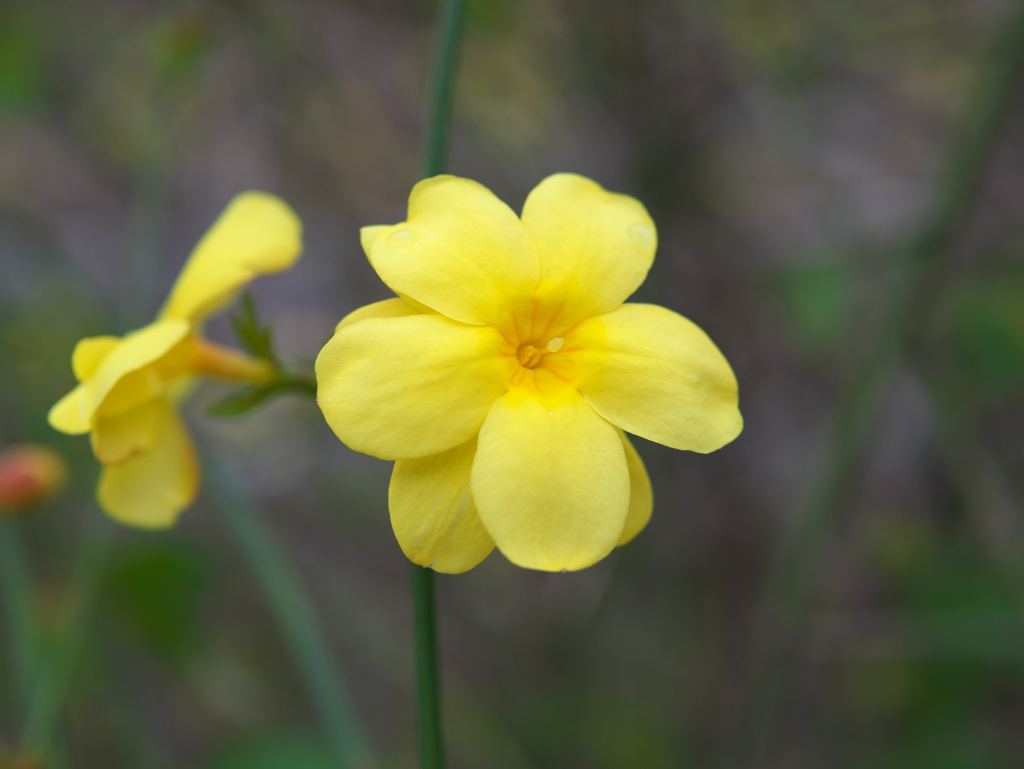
[207,378,316,417]
[231,293,277,364]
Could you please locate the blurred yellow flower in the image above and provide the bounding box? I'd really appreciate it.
[48,193,302,528]
[0,444,67,513]
[316,174,742,572]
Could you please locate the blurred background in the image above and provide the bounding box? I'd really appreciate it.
[3,0,1024,767]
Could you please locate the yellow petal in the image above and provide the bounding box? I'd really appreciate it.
[160,192,302,322]
[72,336,119,381]
[471,385,630,571]
[48,385,90,435]
[316,314,511,460]
[618,431,653,545]
[85,320,190,420]
[360,225,390,254]
[362,176,539,328]
[521,173,656,331]
[96,367,164,418]
[566,303,742,453]
[90,400,159,465]
[389,438,494,574]
[96,398,198,528]
[335,297,422,333]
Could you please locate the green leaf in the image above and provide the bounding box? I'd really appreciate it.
[231,293,277,364]
[207,378,316,418]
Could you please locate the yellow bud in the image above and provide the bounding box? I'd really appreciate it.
[0,444,67,514]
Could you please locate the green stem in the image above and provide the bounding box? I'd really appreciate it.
[410,1,467,767]
[21,515,112,762]
[422,0,467,179]
[738,2,1024,764]
[0,522,39,708]
[205,455,368,769]
[411,566,445,769]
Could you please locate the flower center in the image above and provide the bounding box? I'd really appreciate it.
[516,337,563,369]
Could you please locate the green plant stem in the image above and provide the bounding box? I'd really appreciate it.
[410,1,467,768]
[0,522,39,708]
[737,2,1024,764]
[422,0,467,179]
[411,566,445,769]
[205,454,368,769]
[21,515,113,763]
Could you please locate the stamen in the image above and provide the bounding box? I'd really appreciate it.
[516,338,564,369]
[516,344,544,368]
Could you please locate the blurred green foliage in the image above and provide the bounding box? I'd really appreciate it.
[201,732,335,769]
[946,273,1024,401]
[102,538,212,666]
[859,516,1024,769]
[0,12,48,114]
[777,259,855,358]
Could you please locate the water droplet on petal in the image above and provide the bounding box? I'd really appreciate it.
[387,229,421,247]
[628,224,654,255]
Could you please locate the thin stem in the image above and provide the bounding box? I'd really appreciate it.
[204,454,369,769]
[422,0,467,179]
[0,522,39,708]
[411,566,445,769]
[21,515,112,761]
[410,1,467,767]
[736,2,1024,764]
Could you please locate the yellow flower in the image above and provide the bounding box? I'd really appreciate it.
[48,192,302,528]
[316,174,742,573]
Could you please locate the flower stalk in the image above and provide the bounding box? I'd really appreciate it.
[422,0,467,180]
[411,566,445,769]
[21,517,112,762]
[0,523,39,709]
[205,454,369,769]
[412,0,468,766]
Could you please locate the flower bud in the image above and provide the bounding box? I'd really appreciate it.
[0,747,42,769]
[0,444,67,514]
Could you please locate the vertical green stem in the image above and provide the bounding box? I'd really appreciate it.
[0,522,39,708]
[412,1,467,767]
[411,566,444,769]
[21,516,112,763]
[205,455,368,769]
[422,0,467,180]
